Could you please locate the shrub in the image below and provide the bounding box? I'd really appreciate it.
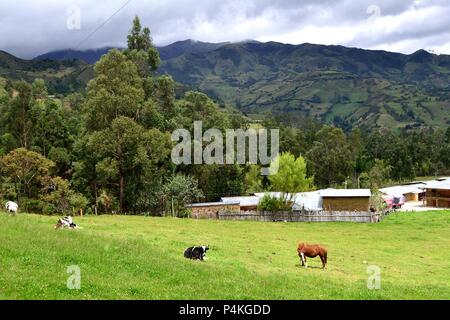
[257,194,291,212]
[177,208,192,219]
[370,191,388,212]
[20,198,46,214]
[159,174,203,217]
[69,193,89,215]
[96,190,118,214]
[41,176,89,215]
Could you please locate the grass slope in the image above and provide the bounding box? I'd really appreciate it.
[0,211,449,300]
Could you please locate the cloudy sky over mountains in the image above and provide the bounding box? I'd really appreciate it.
[1,0,450,59]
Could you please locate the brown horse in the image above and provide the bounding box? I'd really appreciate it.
[297,243,328,269]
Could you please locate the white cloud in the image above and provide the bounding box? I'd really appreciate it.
[1,0,450,58]
[256,25,357,46]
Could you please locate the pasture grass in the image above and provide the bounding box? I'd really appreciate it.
[0,211,449,300]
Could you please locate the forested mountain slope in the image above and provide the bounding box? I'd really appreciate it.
[4,40,450,129]
[159,42,450,130]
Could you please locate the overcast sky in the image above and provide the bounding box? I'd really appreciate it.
[1,0,450,59]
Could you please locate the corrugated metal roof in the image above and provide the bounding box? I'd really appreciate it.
[221,196,260,207]
[254,192,285,198]
[254,192,323,211]
[380,179,450,195]
[189,201,239,207]
[292,192,323,211]
[190,187,377,210]
[425,178,450,190]
[255,190,371,207]
[380,184,425,197]
[319,189,372,198]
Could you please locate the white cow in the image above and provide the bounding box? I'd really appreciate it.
[5,201,18,214]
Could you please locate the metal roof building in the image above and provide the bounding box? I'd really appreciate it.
[380,179,450,202]
[319,189,372,212]
[425,179,450,190]
[380,184,426,198]
[254,190,371,211]
[319,189,372,197]
[221,196,261,210]
[292,192,323,211]
[424,178,450,208]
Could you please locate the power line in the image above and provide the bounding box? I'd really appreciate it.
[74,0,133,50]
[70,0,133,78]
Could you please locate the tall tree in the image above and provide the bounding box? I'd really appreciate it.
[0,78,12,155]
[178,91,231,131]
[269,152,314,196]
[85,116,171,213]
[84,49,145,131]
[0,148,54,200]
[126,16,160,75]
[154,75,177,121]
[360,159,392,191]
[127,15,143,50]
[306,126,354,187]
[31,78,48,99]
[244,165,264,194]
[190,164,244,201]
[41,176,88,214]
[158,174,203,217]
[31,99,71,157]
[4,81,34,149]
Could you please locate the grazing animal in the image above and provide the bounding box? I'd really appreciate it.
[5,201,18,214]
[55,216,78,229]
[297,243,328,269]
[184,246,209,261]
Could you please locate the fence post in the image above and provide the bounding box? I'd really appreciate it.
[171,197,175,217]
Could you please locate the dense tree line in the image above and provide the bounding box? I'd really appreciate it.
[0,17,242,215]
[0,17,449,215]
[267,114,450,189]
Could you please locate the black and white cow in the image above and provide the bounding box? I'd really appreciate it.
[184,246,209,261]
[55,216,78,229]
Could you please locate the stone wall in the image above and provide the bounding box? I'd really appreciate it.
[191,204,241,219]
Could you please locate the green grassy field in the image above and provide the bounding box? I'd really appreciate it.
[0,211,449,300]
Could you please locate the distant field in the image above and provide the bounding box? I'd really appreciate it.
[415,176,450,181]
[0,211,449,300]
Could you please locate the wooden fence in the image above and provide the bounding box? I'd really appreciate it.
[218,210,385,223]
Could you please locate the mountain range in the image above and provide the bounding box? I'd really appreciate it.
[2,39,450,130]
[34,40,230,63]
[0,49,93,94]
[158,41,450,130]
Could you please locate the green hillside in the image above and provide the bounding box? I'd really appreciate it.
[3,41,450,129]
[159,42,450,130]
[0,50,93,94]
